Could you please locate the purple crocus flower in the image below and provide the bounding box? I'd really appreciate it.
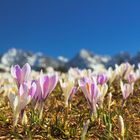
[8,81,36,126]
[34,71,58,101]
[33,71,58,119]
[78,77,101,119]
[97,73,107,85]
[11,63,31,88]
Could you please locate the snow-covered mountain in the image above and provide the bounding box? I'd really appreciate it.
[65,49,111,71]
[0,48,139,72]
[0,48,65,71]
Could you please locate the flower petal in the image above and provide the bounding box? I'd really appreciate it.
[21,63,31,82]
[29,82,36,98]
[11,65,21,87]
[44,75,58,99]
[40,75,49,99]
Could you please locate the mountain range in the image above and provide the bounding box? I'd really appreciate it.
[0,48,139,72]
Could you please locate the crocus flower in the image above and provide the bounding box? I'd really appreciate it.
[92,73,108,108]
[33,71,58,119]
[68,68,82,79]
[78,77,101,119]
[97,73,107,85]
[97,83,108,108]
[68,68,92,80]
[120,81,134,100]
[115,63,134,79]
[11,63,31,88]
[34,71,58,101]
[107,67,116,84]
[60,77,77,107]
[8,81,36,126]
[126,72,136,84]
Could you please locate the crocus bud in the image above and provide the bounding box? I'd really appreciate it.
[60,77,77,107]
[98,83,108,108]
[119,115,125,139]
[120,81,133,100]
[107,67,116,84]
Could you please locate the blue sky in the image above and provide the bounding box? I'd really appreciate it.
[0,0,140,58]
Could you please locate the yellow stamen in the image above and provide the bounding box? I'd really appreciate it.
[86,83,90,94]
[11,87,17,94]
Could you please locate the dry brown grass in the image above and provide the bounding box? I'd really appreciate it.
[0,78,140,140]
